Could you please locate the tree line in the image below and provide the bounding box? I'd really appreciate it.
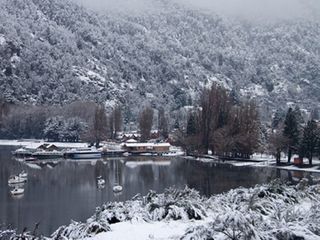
[0,98,169,146]
[269,106,320,165]
[178,84,260,158]
[0,100,123,144]
[1,86,319,165]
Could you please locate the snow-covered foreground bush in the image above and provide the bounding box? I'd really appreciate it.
[2,180,320,239]
[182,180,320,240]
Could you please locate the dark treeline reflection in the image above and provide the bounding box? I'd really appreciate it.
[0,147,319,236]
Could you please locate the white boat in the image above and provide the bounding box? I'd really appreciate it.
[113,185,123,193]
[32,150,63,159]
[64,148,102,159]
[122,152,130,156]
[8,175,26,185]
[11,187,24,195]
[19,171,28,179]
[97,176,105,185]
[13,148,33,158]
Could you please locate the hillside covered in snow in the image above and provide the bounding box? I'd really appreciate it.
[1,0,320,120]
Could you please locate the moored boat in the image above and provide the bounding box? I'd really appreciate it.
[8,175,26,185]
[10,187,24,195]
[97,176,105,185]
[25,157,37,162]
[31,150,63,160]
[64,148,102,159]
[13,148,33,158]
[19,171,28,179]
[113,185,123,193]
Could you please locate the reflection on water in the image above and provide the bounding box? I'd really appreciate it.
[0,146,319,236]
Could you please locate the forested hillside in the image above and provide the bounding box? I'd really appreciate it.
[1,0,320,122]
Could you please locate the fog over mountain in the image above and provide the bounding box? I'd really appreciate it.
[74,0,320,21]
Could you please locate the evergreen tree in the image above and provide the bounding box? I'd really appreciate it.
[300,120,318,165]
[310,108,320,120]
[43,116,65,142]
[293,106,305,126]
[184,111,201,155]
[283,108,300,163]
[186,113,197,136]
[272,108,285,129]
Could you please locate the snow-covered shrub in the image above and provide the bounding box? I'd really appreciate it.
[144,187,207,221]
[51,208,110,240]
[95,187,207,224]
[0,229,16,240]
[181,180,320,240]
[181,225,214,240]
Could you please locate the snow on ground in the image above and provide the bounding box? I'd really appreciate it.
[94,220,191,240]
[188,153,320,173]
[0,139,87,148]
[276,165,320,173]
[0,34,5,45]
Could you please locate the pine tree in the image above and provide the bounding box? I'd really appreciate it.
[272,108,285,129]
[300,120,318,165]
[186,113,197,136]
[293,106,305,126]
[283,108,300,163]
[184,111,201,155]
[310,108,320,120]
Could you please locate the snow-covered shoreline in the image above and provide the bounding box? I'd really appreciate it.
[2,181,320,240]
[0,139,88,149]
[187,154,320,174]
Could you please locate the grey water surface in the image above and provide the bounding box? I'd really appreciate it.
[0,146,318,236]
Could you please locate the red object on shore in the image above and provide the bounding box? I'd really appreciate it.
[293,157,303,166]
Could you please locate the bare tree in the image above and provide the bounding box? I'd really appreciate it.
[108,105,123,139]
[83,105,108,147]
[0,97,10,129]
[114,105,122,137]
[139,105,154,142]
[200,84,231,154]
[268,130,288,165]
[158,107,168,139]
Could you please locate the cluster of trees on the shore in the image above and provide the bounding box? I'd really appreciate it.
[0,97,170,146]
[0,100,123,144]
[178,84,260,158]
[269,106,320,165]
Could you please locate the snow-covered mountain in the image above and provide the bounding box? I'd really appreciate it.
[1,0,320,121]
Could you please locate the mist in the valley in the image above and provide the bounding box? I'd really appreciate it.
[73,0,320,21]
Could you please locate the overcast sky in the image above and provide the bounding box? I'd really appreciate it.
[73,0,320,21]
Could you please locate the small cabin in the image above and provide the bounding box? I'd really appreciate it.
[124,142,171,154]
[124,143,154,153]
[153,143,171,153]
[293,157,303,166]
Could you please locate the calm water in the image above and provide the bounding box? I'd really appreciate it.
[0,146,319,236]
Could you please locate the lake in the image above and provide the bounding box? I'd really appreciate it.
[0,146,319,236]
